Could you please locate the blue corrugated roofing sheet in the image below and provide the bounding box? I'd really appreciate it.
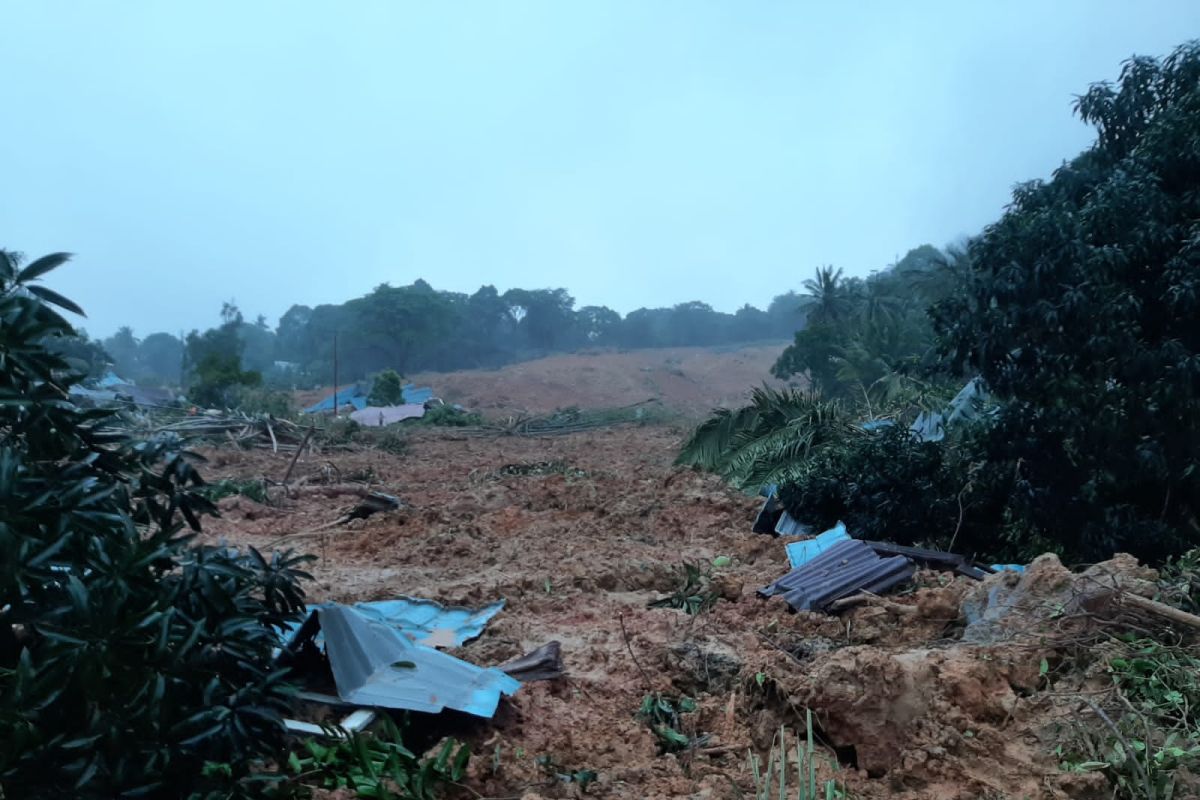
[758,538,915,612]
[352,597,505,648]
[315,606,519,717]
[304,383,370,413]
[785,522,851,568]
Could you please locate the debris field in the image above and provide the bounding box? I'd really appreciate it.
[197,424,1192,800]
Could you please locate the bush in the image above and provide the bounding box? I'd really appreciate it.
[232,385,297,418]
[0,251,313,799]
[367,369,405,406]
[419,405,483,427]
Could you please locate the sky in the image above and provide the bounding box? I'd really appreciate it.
[3,2,1199,338]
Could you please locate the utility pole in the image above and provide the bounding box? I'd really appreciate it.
[332,330,339,417]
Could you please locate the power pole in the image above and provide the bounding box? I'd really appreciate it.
[332,330,339,417]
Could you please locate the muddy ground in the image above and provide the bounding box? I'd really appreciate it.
[299,343,791,417]
[198,424,1137,800]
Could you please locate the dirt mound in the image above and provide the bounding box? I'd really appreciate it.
[198,426,1166,799]
[299,343,791,417]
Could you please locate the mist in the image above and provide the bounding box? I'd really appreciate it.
[3,1,1199,337]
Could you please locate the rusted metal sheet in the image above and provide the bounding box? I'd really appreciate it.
[863,541,988,580]
[757,538,915,612]
[499,641,565,682]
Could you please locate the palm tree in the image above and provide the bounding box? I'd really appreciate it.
[676,386,854,489]
[801,266,850,326]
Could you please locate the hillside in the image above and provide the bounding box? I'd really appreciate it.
[408,343,792,416]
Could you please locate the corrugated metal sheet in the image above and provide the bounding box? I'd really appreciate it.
[758,538,915,612]
[350,597,505,648]
[350,404,426,427]
[304,383,370,413]
[785,522,851,567]
[311,605,520,717]
[863,541,988,580]
[499,641,565,682]
[774,510,812,538]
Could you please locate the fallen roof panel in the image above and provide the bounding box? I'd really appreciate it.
[785,522,851,567]
[313,605,520,718]
[351,597,506,648]
[774,510,812,538]
[759,538,915,612]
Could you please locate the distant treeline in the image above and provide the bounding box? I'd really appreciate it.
[73,283,826,388]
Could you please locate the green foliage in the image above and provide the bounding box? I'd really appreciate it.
[636,693,706,754]
[931,42,1200,563]
[676,387,854,490]
[773,247,966,404]
[199,478,270,505]
[648,562,718,615]
[367,370,406,406]
[284,719,469,800]
[749,716,845,800]
[533,754,598,793]
[186,304,263,408]
[0,251,313,798]
[1059,636,1200,799]
[232,386,297,418]
[417,405,483,427]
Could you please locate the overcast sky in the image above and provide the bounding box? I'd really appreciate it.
[3,2,1198,338]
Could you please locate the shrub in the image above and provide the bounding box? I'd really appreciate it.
[367,369,406,406]
[0,251,312,799]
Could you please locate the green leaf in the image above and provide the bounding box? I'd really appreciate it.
[17,252,72,283]
[25,284,86,316]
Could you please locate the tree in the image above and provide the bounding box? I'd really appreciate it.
[138,332,184,384]
[102,325,140,379]
[185,303,261,408]
[0,251,312,797]
[932,42,1200,562]
[801,266,851,326]
[367,368,406,406]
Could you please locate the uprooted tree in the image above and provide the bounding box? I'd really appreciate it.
[0,251,312,798]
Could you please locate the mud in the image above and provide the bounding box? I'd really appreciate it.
[200,425,1134,799]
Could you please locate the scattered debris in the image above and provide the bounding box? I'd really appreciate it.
[499,641,566,682]
[284,605,520,717]
[758,538,915,612]
[338,490,402,524]
[773,509,812,538]
[752,492,783,534]
[863,540,988,580]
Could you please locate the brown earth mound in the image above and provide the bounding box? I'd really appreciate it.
[198,425,1171,799]
[298,343,791,417]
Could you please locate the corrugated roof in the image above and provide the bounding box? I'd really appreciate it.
[758,538,915,612]
[310,605,520,717]
[350,404,426,427]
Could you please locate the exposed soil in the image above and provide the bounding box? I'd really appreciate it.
[298,343,792,417]
[199,425,1142,800]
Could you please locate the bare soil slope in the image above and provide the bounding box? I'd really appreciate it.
[299,343,791,416]
[196,425,1129,800]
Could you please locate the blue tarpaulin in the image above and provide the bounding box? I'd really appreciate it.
[785,522,851,568]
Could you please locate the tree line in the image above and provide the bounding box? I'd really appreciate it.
[73,284,819,390]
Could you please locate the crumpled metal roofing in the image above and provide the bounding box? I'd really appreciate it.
[758,538,915,612]
[351,597,506,648]
[785,521,851,568]
[311,605,520,717]
[752,493,784,535]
